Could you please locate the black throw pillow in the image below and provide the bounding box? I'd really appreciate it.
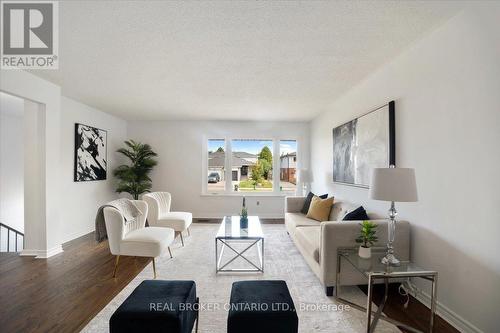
[343,206,370,221]
[301,192,328,214]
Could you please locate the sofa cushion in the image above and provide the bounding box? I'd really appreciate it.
[286,213,321,230]
[329,201,358,221]
[301,192,328,214]
[343,206,370,221]
[295,226,320,263]
[307,196,334,222]
[329,202,343,221]
[121,226,174,257]
[157,212,193,231]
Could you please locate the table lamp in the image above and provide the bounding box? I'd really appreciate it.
[298,169,313,195]
[369,167,418,266]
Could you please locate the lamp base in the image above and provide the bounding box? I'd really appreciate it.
[381,201,401,266]
[381,253,400,266]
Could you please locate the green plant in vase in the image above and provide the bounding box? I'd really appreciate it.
[240,197,248,228]
[355,220,378,259]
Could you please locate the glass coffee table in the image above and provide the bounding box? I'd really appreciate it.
[335,247,438,333]
[215,216,264,273]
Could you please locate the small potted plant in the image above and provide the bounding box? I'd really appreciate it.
[240,197,248,229]
[355,220,378,259]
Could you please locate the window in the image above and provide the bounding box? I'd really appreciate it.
[207,139,226,193]
[231,139,273,192]
[279,140,297,192]
[205,138,298,195]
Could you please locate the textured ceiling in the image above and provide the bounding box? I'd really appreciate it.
[30,1,463,121]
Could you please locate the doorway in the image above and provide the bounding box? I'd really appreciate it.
[0,92,25,252]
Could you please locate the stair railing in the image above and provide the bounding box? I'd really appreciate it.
[0,222,24,252]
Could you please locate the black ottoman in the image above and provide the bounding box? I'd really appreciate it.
[228,280,298,333]
[110,280,198,333]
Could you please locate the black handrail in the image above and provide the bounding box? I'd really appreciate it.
[0,222,24,252]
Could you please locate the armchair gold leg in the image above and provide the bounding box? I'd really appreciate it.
[113,255,120,278]
[180,232,184,246]
[152,257,157,279]
[168,246,173,258]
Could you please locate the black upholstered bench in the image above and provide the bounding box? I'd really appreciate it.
[110,280,198,333]
[227,280,298,333]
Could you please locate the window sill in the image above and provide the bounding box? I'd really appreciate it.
[200,192,296,197]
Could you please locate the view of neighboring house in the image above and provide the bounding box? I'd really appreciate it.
[207,151,226,181]
[208,151,258,182]
[209,150,298,187]
[280,152,297,185]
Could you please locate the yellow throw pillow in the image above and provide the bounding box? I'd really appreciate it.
[306,196,334,222]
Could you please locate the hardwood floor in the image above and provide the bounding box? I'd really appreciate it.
[0,232,151,333]
[1,226,458,333]
[359,284,460,333]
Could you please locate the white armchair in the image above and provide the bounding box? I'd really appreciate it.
[103,200,175,278]
[143,192,192,246]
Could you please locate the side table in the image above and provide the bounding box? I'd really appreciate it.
[335,247,438,333]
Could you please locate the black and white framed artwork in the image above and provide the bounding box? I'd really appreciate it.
[74,123,107,181]
[332,101,395,187]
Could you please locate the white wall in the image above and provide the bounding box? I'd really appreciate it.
[0,93,25,251]
[310,5,500,333]
[1,70,128,255]
[1,70,61,256]
[128,120,309,218]
[59,97,127,243]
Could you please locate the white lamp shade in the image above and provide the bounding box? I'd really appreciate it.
[299,169,313,183]
[369,168,418,202]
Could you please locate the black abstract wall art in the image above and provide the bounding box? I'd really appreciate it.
[74,123,107,181]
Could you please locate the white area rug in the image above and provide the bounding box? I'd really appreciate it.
[83,224,399,333]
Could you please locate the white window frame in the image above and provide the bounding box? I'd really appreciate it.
[278,139,300,194]
[203,136,301,196]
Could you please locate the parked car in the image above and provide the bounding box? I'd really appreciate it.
[208,172,220,183]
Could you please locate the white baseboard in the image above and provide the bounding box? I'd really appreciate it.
[415,290,482,333]
[19,249,41,256]
[61,228,95,245]
[36,245,64,258]
[23,245,64,259]
[18,244,64,258]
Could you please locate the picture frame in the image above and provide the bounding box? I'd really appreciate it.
[332,101,395,187]
[74,123,107,182]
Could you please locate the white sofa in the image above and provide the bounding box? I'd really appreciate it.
[285,196,410,296]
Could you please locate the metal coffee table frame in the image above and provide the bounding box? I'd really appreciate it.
[215,216,264,273]
[335,247,438,333]
[215,237,264,273]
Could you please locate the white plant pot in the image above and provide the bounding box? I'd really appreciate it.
[358,246,372,259]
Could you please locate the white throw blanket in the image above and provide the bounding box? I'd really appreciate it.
[95,198,142,242]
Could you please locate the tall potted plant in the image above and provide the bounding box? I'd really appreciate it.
[355,221,378,259]
[114,140,158,199]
